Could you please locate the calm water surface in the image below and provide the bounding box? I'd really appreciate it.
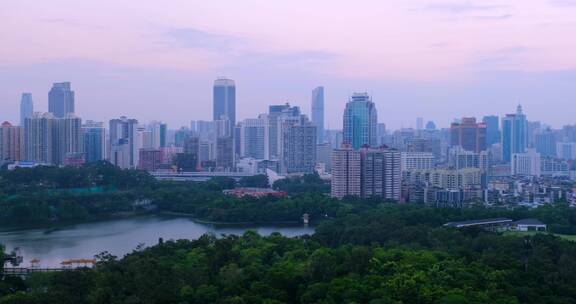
[0,215,314,268]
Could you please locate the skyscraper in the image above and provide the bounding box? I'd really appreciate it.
[343,92,378,149]
[109,117,139,169]
[502,105,528,162]
[20,93,33,126]
[311,86,325,143]
[82,121,106,163]
[482,115,500,146]
[213,78,236,132]
[450,117,487,153]
[48,82,75,118]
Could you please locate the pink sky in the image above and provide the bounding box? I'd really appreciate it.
[1,0,576,129]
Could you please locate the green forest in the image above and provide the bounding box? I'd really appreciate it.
[3,164,576,303]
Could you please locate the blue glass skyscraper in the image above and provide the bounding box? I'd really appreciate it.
[502,105,528,162]
[482,115,500,146]
[213,78,236,130]
[343,92,378,149]
[48,82,75,118]
[20,93,34,126]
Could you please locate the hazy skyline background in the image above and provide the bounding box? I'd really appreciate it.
[1,0,576,129]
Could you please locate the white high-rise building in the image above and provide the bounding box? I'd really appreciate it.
[24,112,56,164]
[109,117,139,169]
[401,152,435,171]
[557,142,576,160]
[512,149,541,177]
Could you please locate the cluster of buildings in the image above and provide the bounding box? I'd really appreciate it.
[2,79,576,208]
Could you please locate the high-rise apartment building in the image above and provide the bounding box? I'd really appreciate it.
[139,149,163,171]
[482,115,500,146]
[343,92,377,149]
[24,113,56,164]
[282,115,316,174]
[216,136,235,170]
[557,142,576,160]
[109,117,139,169]
[20,93,34,126]
[54,114,83,166]
[311,86,325,144]
[535,129,557,158]
[360,147,402,200]
[82,120,106,163]
[331,144,362,198]
[48,82,75,118]
[213,78,236,133]
[401,152,435,171]
[240,116,269,160]
[0,122,24,164]
[331,144,401,200]
[502,105,528,163]
[268,103,301,160]
[450,117,487,153]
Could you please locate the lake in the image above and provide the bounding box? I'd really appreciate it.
[0,215,314,268]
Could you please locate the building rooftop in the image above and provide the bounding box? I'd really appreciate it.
[514,218,546,226]
[444,217,513,228]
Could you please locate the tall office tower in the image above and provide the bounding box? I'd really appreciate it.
[450,117,487,153]
[343,92,378,149]
[54,114,83,166]
[82,120,106,163]
[535,129,557,157]
[216,136,235,170]
[501,105,528,162]
[24,113,56,164]
[416,117,424,130]
[213,78,236,133]
[20,93,34,126]
[268,103,301,160]
[316,143,332,171]
[360,147,402,201]
[109,117,139,169]
[331,144,362,198]
[311,86,325,143]
[240,116,269,160]
[401,152,435,171]
[174,127,190,148]
[282,115,317,174]
[482,115,500,146]
[48,82,75,118]
[0,122,24,164]
[174,135,200,171]
[512,149,541,177]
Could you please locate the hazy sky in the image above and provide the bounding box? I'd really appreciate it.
[1,0,576,129]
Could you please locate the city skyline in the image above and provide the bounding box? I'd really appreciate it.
[1,1,576,129]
